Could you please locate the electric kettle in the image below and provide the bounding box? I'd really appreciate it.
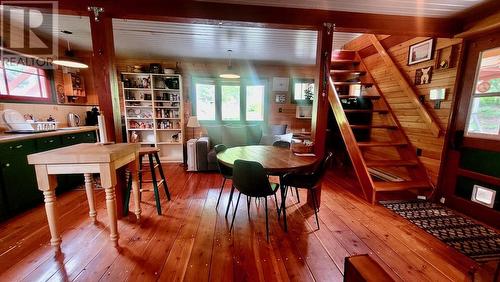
[67,113,81,127]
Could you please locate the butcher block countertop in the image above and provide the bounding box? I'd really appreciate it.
[0,126,98,144]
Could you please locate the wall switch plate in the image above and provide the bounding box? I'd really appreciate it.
[440,197,446,204]
[416,148,422,156]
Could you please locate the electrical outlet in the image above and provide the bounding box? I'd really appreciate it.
[278,107,283,113]
[417,195,426,200]
[440,197,446,204]
[416,148,422,156]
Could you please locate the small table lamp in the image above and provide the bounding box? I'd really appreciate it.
[187,116,200,139]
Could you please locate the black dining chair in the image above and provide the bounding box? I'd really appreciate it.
[214,144,233,209]
[272,140,291,149]
[230,159,280,242]
[281,152,333,230]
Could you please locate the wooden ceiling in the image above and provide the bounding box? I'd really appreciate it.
[195,0,488,18]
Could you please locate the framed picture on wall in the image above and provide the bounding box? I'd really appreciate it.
[408,38,435,65]
[272,77,289,92]
[415,66,433,85]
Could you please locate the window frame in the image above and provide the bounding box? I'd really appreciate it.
[291,78,315,105]
[191,76,268,124]
[464,47,500,141]
[0,60,54,103]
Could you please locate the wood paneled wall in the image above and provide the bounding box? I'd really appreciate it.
[344,35,463,184]
[115,58,315,137]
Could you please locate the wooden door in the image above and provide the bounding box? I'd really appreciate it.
[439,32,500,228]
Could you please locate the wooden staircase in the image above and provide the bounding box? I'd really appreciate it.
[328,50,434,203]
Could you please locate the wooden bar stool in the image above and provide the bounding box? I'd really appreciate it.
[125,147,171,215]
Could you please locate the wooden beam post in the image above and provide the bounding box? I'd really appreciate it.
[312,23,334,157]
[89,8,122,142]
[368,34,442,137]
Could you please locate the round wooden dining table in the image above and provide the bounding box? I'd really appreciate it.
[217,145,319,231]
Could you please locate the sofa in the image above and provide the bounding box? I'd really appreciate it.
[194,124,288,171]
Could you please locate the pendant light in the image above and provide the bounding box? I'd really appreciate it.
[219,49,240,79]
[52,34,88,69]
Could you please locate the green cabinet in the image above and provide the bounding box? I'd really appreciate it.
[0,140,40,215]
[0,130,97,221]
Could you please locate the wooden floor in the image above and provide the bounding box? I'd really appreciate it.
[0,164,496,281]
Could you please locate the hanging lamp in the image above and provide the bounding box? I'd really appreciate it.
[52,36,88,69]
[219,49,240,79]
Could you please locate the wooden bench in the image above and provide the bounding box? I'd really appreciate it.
[344,254,395,282]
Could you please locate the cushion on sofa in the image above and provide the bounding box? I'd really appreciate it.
[265,124,287,135]
[259,134,281,145]
[222,125,248,147]
[246,124,263,145]
[205,125,223,146]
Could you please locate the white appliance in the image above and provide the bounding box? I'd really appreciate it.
[186,139,198,171]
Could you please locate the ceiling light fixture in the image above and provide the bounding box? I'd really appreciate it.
[52,34,88,69]
[219,49,240,79]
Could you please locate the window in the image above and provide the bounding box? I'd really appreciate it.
[0,62,51,102]
[193,78,267,122]
[465,47,500,140]
[246,85,265,121]
[221,85,240,121]
[292,78,314,104]
[195,82,216,120]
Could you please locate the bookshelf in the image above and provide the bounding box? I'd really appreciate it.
[122,72,184,162]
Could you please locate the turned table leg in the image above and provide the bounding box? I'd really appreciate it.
[34,165,61,254]
[84,173,97,222]
[100,164,119,247]
[127,155,141,221]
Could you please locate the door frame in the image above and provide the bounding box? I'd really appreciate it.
[438,31,500,228]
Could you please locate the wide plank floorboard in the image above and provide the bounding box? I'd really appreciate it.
[0,165,495,281]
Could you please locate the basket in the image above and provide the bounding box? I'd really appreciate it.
[291,141,314,153]
[7,121,59,132]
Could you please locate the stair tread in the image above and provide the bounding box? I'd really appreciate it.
[344,109,389,113]
[357,141,407,147]
[350,124,397,129]
[338,95,380,99]
[330,69,366,75]
[374,180,429,191]
[334,81,373,86]
[365,160,418,167]
[331,59,360,65]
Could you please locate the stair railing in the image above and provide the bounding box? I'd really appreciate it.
[327,76,374,202]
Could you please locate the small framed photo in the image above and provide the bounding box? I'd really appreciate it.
[415,66,433,85]
[408,38,434,65]
[275,93,286,103]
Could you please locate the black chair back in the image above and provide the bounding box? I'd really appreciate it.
[273,140,291,149]
[233,159,274,197]
[312,151,334,184]
[215,144,232,177]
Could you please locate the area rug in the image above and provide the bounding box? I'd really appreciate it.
[380,200,500,262]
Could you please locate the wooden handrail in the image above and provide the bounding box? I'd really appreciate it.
[327,76,373,202]
[367,34,442,137]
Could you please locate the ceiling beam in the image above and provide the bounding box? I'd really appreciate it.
[18,0,458,36]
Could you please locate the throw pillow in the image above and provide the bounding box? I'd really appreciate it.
[276,132,293,143]
[259,134,280,145]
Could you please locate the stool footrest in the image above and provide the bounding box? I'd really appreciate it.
[139,179,165,187]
